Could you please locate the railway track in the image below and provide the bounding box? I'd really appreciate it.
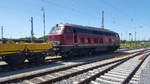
[89,52,150,84]
[0,50,145,84]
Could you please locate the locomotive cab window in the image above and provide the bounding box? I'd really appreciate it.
[115,34,119,37]
[50,26,63,34]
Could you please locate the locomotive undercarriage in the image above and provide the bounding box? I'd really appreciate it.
[55,45,119,58]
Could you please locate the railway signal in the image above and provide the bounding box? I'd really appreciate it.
[135,32,137,47]
[129,33,132,47]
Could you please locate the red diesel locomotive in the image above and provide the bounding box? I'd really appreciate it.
[48,24,120,57]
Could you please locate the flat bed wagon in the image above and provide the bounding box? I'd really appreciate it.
[0,43,53,66]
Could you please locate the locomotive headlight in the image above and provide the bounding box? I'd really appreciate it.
[49,41,60,45]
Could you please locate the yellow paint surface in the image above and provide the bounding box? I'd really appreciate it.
[0,43,53,55]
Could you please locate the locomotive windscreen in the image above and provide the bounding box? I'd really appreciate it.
[50,26,62,34]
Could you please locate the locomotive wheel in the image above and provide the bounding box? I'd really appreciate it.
[61,50,73,58]
[88,49,94,56]
[27,54,45,64]
[4,53,26,66]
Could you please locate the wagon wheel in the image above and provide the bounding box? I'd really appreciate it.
[27,53,45,64]
[4,53,26,66]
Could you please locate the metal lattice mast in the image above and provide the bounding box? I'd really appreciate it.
[1,26,3,43]
[41,7,46,42]
[31,17,34,43]
[101,10,104,28]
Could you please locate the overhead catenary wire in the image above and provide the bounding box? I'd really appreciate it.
[42,0,134,27]
[41,0,90,16]
[98,0,146,41]
[100,0,134,22]
[99,0,139,30]
[41,0,99,24]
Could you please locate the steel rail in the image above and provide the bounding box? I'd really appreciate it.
[49,52,142,84]
[77,52,145,84]
[122,53,150,84]
[38,52,142,84]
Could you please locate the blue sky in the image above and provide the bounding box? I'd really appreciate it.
[0,0,150,40]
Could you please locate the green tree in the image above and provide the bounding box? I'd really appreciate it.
[6,40,15,44]
[38,35,48,42]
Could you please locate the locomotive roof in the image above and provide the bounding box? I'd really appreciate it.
[58,24,117,34]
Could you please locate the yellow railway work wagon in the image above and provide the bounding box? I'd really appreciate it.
[0,43,53,66]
